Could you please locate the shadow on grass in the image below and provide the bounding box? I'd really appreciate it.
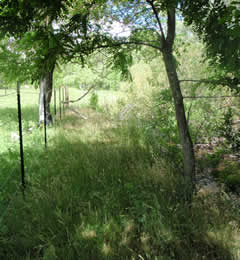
[0,131,237,259]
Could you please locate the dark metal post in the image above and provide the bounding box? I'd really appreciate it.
[17,82,25,193]
[62,87,65,116]
[54,87,56,129]
[59,87,62,120]
[44,93,47,149]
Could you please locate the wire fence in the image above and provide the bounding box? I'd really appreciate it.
[183,93,240,146]
[0,84,67,222]
[2,84,238,221]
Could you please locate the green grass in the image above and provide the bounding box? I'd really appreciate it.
[0,88,240,259]
[1,126,238,259]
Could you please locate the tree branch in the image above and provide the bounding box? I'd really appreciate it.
[68,106,88,120]
[66,85,95,103]
[97,40,162,51]
[146,0,166,43]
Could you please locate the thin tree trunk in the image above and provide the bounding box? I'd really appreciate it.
[39,68,54,125]
[162,49,195,196]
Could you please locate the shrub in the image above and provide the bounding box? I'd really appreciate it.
[218,107,240,153]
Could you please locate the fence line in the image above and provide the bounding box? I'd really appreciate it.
[0,84,66,221]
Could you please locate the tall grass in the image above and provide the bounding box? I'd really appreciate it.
[0,110,239,259]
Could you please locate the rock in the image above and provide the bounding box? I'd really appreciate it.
[197,182,220,196]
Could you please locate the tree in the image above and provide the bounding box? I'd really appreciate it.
[3,0,195,195]
[0,0,95,124]
[0,24,58,124]
[91,0,195,197]
[92,0,240,197]
[0,0,63,123]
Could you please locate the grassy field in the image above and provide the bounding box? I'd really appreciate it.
[0,86,124,153]
[0,87,240,259]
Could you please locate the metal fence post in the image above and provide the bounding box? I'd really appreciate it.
[62,87,65,117]
[17,82,25,194]
[44,92,47,149]
[59,87,62,120]
[54,87,56,129]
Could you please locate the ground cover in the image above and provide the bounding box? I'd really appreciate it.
[0,88,240,258]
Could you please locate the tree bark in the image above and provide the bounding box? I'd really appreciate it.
[162,49,195,195]
[38,67,54,125]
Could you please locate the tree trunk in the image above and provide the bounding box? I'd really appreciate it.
[39,69,54,125]
[162,49,195,196]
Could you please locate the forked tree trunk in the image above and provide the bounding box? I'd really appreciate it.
[162,49,195,196]
[39,68,54,125]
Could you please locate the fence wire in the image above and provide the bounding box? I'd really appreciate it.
[0,92,16,98]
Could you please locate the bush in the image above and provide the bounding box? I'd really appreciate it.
[218,108,240,153]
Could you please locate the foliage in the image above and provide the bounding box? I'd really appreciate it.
[0,0,108,84]
[54,52,121,90]
[218,107,240,153]
[182,0,240,92]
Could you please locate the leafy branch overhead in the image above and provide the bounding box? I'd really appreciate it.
[181,0,240,91]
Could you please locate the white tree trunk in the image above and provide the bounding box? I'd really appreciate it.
[39,70,53,124]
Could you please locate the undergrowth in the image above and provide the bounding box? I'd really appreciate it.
[0,111,239,259]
